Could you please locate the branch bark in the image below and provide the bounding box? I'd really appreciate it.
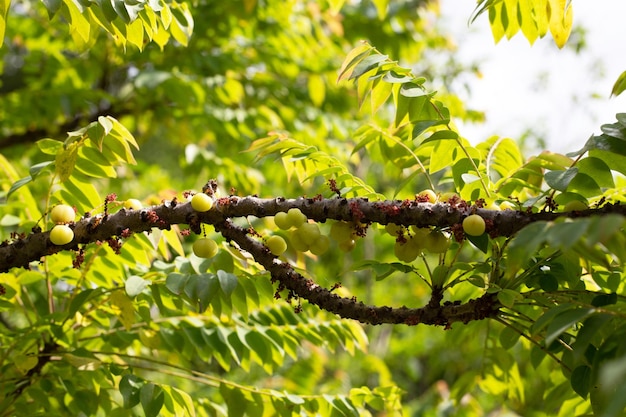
[2,196,623,326]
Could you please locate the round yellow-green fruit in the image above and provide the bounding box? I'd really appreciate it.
[424,231,450,253]
[309,235,330,255]
[330,221,353,243]
[286,208,307,227]
[385,223,404,237]
[266,235,288,256]
[193,238,218,258]
[297,223,321,245]
[462,214,486,236]
[394,239,421,263]
[564,200,588,212]
[50,224,74,245]
[274,212,292,230]
[338,239,356,252]
[417,189,437,203]
[124,199,143,210]
[191,193,214,212]
[50,204,75,224]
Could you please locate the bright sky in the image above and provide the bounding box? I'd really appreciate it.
[439,1,626,154]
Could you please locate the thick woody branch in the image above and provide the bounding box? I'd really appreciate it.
[2,196,624,273]
[214,218,501,326]
[3,195,621,325]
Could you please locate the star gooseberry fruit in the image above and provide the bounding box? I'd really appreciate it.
[563,200,588,212]
[462,214,486,236]
[50,224,74,245]
[424,231,450,253]
[124,199,143,210]
[50,204,75,224]
[266,235,287,256]
[192,238,219,258]
[191,193,214,212]
[417,189,437,203]
[286,208,307,228]
[274,212,293,230]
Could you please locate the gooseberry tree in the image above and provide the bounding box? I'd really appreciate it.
[1,1,626,416]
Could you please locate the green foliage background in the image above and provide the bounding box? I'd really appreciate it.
[1,0,626,416]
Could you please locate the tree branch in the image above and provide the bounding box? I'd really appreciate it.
[2,195,623,326]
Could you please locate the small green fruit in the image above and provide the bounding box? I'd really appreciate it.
[191,193,214,212]
[286,208,307,227]
[385,223,404,237]
[274,212,292,230]
[309,235,330,255]
[462,214,486,236]
[50,204,75,224]
[297,223,321,245]
[564,200,588,212]
[124,199,143,210]
[417,189,437,203]
[424,231,450,253]
[289,230,310,252]
[394,239,420,263]
[266,235,288,256]
[330,221,353,243]
[192,238,218,258]
[338,239,356,252]
[50,224,74,245]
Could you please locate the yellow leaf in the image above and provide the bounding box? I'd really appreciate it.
[109,290,135,330]
[548,0,573,48]
[308,74,326,107]
[15,353,38,374]
[0,0,9,48]
[55,142,79,182]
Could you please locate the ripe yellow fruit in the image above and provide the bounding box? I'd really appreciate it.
[286,208,307,227]
[385,223,404,237]
[309,235,330,255]
[50,204,75,224]
[462,214,486,236]
[564,200,588,212]
[274,212,292,230]
[123,199,143,210]
[266,235,287,256]
[191,193,214,212]
[417,189,437,203]
[330,221,353,243]
[192,238,218,258]
[394,239,421,263]
[338,239,356,252]
[289,230,310,252]
[424,231,450,253]
[50,224,74,245]
[297,223,321,245]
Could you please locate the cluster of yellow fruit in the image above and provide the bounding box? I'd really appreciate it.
[275,208,330,255]
[190,193,220,258]
[49,204,76,245]
[387,224,450,263]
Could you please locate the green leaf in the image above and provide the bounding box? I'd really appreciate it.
[571,365,592,398]
[349,54,388,81]
[575,157,614,188]
[217,270,238,296]
[506,221,550,276]
[55,142,80,182]
[125,275,150,297]
[591,293,618,307]
[140,383,165,417]
[119,374,142,409]
[544,167,577,191]
[499,325,521,350]
[545,308,594,346]
[497,289,519,308]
